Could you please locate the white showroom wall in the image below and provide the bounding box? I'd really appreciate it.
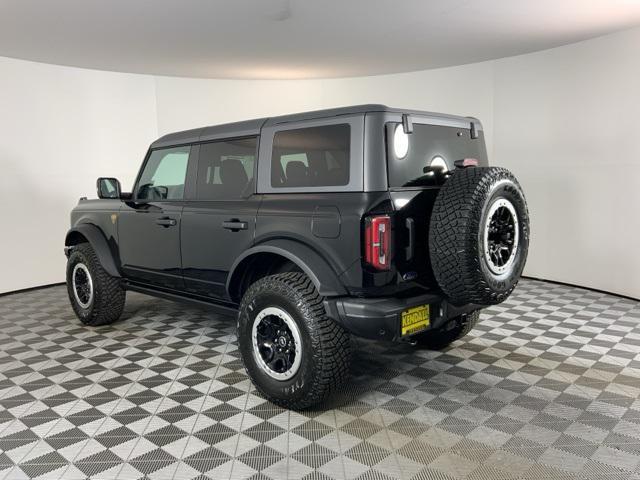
[0,57,158,293]
[1,26,638,298]
[0,57,494,295]
[153,62,495,157]
[153,28,640,298]
[492,27,640,299]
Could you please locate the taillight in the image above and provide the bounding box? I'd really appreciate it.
[364,215,391,270]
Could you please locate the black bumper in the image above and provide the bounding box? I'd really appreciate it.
[323,293,479,341]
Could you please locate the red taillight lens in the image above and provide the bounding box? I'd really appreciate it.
[364,215,391,270]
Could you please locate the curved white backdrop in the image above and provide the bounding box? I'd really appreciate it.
[1,27,638,298]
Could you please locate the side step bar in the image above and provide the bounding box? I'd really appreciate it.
[124,282,238,318]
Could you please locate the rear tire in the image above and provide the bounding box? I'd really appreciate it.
[237,272,350,410]
[413,310,480,350]
[66,243,125,326]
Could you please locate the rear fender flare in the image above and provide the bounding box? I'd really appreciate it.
[227,239,347,300]
[65,224,121,278]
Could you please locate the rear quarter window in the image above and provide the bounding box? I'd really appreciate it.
[270,124,350,188]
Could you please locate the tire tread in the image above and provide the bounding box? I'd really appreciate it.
[238,272,350,410]
[67,243,125,326]
[428,167,529,305]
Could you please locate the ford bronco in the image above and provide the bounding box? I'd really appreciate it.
[65,105,529,409]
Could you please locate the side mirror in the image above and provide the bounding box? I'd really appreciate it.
[97,177,122,199]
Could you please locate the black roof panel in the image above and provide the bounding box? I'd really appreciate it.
[150,104,477,149]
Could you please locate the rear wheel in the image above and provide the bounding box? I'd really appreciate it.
[413,310,480,350]
[66,243,125,326]
[237,272,350,410]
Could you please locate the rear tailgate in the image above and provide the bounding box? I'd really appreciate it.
[385,121,488,286]
[390,188,440,286]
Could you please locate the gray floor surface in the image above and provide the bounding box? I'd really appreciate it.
[0,279,639,479]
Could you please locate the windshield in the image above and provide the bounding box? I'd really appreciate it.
[386,122,488,188]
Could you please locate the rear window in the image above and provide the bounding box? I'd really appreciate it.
[271,124,350,188]
[386,123,488,188]
[196,137,257,200]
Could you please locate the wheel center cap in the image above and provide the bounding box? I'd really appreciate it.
[277,336,287,347]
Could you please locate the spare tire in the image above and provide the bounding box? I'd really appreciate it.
[429,166,529,306]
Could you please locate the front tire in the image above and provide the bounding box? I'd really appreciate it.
[66,243,125,326]
[237,272,350,410]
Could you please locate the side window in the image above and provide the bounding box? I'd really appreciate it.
[271,124,350,188]
[196,137,257,200]
[137,146,190,200]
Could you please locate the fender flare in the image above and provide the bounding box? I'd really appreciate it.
[226,239,347,300]
[65,224,121,278]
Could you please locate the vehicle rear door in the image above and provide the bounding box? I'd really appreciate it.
[181,137,260,301]
[385,118,488,284]
[118,145,194,290]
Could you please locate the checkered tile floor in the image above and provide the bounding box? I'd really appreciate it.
[0,280,639,479]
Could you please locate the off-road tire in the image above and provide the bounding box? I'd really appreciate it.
[237,272,351,410]
[66,243,125,326]
[429,167,529,306]
[413,310,480,350]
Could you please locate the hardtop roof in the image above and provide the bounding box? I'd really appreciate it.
[150,104,479,149]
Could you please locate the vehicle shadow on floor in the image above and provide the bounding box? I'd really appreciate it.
[78,290,572,418]
[86,292,478,412]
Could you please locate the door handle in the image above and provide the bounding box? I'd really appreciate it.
[156,217,177,227]
[222,219,248,231]
[406,217,415,260]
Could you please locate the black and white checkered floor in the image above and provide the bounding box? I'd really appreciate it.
[0,279,639,480]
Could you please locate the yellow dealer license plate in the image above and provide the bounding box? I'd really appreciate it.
[401,304,430,336]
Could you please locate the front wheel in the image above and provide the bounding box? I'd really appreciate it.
[237,272,351,410]
[66,243,125,326]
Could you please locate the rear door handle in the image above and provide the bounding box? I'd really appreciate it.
[406,218,415,260]
[222,220,248,231]
[156,217,177,227]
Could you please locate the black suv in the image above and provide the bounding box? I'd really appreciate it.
[65,105,529,409]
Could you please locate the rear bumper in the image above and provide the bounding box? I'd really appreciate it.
[323,293,479,341]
